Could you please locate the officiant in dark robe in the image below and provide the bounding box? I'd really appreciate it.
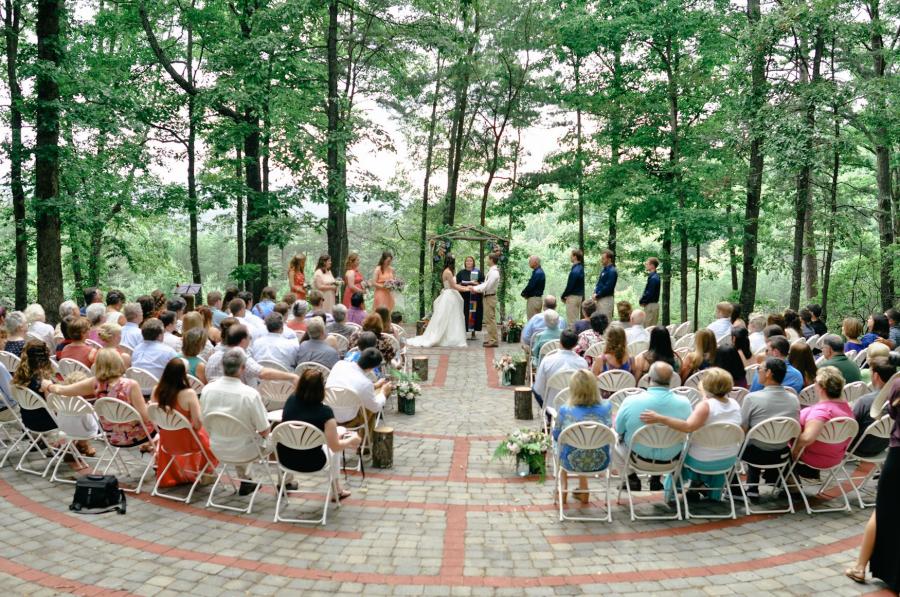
[457,256,485,339]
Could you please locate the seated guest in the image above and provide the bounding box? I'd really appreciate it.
[54,315,74,359]
[249,313,300,371]
[533,330,587,408]
[84,303,107,343]
[349,314,396,365]
[633,326,679,382]
[531,310,563,366]
[799,308,815,339]
[714,346,747,389]
[205,324,298,387]
[614,362,692,491]
[376,307,403,347]
[522,296,566,346]
[640,367,742,502]
[738,358,800,498]
[305,290,335,324]
[135,295,154,322]
[747,314,767,354]
[59,316,98,367]
[238,291,267,332]
[160,311,182,352]
[4,311,27,357]
[553,369,612,504]
[707,302,733,341]
[731,326,753,367]
[207,291,228,327]
[281,293,297,308]
[625,310,649,345]
[279,369,361,499]
[679,329,717,382]
[106,290,126,323]
[806,303,828,336]
[327,305,355,339]
[12,340,58,433]
[861,313,894,349]
[178,328,208,383]
[347,292,367,326]
[296,318,340,370]
[287,300,309,335]
[575,311,608,365]
[817,334,861,382]
[120,303,144,350]
[842,317,865,353]
[783,309,803,342]
[591,326,633,383]
[791,366,853,480]
[767,313,787,331]
[851,356,895,457]
[98,323,132,368]
[345,331,377,363]
[572,298,596,335]
[614,301,633,328]
[748,335,804,393]
[788,341,817,387]
[47,348,154,450]
[131,319,178,379]
[201,349,270,495]
[886,308,900,347]
[229,298,266,339]
[167,296,187,328]
[251,286,277,319]
[326,348,392,438]
[763,323,785,341]
[24,304,55,350]
[152,358,217,488]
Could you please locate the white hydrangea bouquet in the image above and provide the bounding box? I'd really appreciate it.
[493,428,551,480]
[492,354,516,385]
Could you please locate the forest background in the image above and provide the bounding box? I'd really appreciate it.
[0,0,897,327]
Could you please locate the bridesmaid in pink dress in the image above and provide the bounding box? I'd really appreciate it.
[312,254,338,313]
[343,252,366,308]
[372,251,395,312]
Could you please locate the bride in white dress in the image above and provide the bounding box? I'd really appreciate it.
[408,255,469,348]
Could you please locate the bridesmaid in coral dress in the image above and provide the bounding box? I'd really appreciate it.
[372,251,396,312]
[152,359,217,488]
[313,254,338,313]
[343,252,366,308]
[288,253,307,300]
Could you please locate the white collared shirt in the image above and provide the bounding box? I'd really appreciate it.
[707,317,733,341]
[250,332,300,370]
[533,350,588,404]
[201,376,269,463]
[325,360,384,422]
[473,265,500,296]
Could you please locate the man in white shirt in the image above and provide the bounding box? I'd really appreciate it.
[748,314,767,354]
[707,301,734,341]
[201,349,270,495]
[532,330,588,408]
[326,304,355,339]
[521,295,567,347]
[472,253,501,347]
[160,310,183,352]
[205,324,298,388]
[228,297,267,339]
[131,319,178,379]
[625,310,649,345]
[249,313,300,370]
[120,303,144,350]
[326,348,392,437]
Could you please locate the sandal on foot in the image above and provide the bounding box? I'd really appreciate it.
[333,489,351,502]
[844,567,866,584]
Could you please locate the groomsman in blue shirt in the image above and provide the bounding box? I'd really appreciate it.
[592,249,617,320]
[561,249,585,329]
[639,257,661,326]
[521,256,545,321]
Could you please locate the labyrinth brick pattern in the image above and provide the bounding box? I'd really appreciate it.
[0,341,894,596]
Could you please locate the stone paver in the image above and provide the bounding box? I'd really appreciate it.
[0,334,891,595]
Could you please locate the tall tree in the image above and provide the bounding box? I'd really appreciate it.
[3,0,26,309]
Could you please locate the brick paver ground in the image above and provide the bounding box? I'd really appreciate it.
[0,336,894,596]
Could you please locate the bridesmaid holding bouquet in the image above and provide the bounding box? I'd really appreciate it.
[343,252,366,308]
[373,251,396,312]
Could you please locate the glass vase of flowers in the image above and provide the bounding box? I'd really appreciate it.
[493,354,517,386]
[492,428,551,481]
[391,370,421,415]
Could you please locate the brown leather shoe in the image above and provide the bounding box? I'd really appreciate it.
[482,342,499,347]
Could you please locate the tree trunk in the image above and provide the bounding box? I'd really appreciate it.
[4,0,26,309]
[243,112,266,297]
[822,127,839,321]
[693,244,700,331]
[419,56,443,318]
[740,0,766,316]
[35,0,65,322]
[235,143,244,286]
[726,204,738,292]
[574,56,584,252]
[661,227,672,325]
[325,0,348,274]
[803,185,818,299]
[186,15,202,301]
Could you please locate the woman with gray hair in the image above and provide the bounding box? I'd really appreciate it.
[4,311,27,357]
[85,303,107,343]
[287,300,309,334]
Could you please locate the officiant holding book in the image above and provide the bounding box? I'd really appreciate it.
[457,256,485,340]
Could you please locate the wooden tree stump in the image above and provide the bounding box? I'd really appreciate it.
[510,361,527,387]
[514,387,533,420]
[372,427,394,469]
[412,356,429,381]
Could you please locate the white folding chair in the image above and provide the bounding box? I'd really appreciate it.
[627,340,649,356]
[672,386,702,407]
[673,321,692,339]
[325,387,370,470]
[187,375,205,395]
[674,333,695,351]
[845,349,858,360]
[345,322,362,333]
[543,369,579,433]
[684,369,708,390]
[843,414,891,508]
[204,412,278,514]
[259,379,295,412]
[117,344,133,357]
[608,388,643,414]
[258,360,289,372]
[0,390,28,468]
[328,334,350,355]
[271,421,339,525]
[717,334,732,348]
[744,363,760,382]
[852,348,868,368]
[12,386,62,477]
[798,384,818,407]
[556,422,616,522]
[147,403,217,504]
[92,397,156,493]
[58,358,93,379]
[726,387,748,404]
[538,340,562,363]
[675,423,745,520]
[666,324,676,335]
[295,361,331,380]
[805,334,820,349]
[85,339,103,350]
[786,417,858,514]
[733,417,801,515]
[0,351,21,373]
[45,393,103,484]
[597,369,636,397]
[124,367,160,397]
[842,381,869,403]
[674,347,690,362]
[617,424,687,521]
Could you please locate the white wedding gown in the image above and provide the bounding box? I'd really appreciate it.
[408,276,467,348]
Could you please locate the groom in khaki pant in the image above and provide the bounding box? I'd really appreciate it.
[473,253,501,347]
